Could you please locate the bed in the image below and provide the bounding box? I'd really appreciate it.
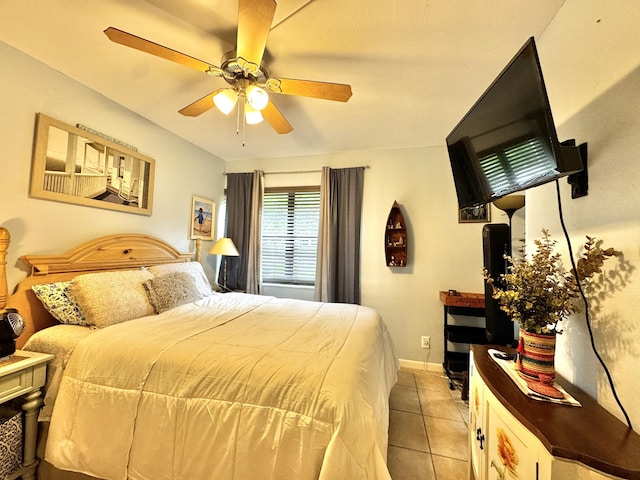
[2,231,398,480]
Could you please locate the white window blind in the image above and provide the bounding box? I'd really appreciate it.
[479,137,554,195]
[261,188,320,286]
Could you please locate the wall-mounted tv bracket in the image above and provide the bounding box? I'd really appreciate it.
[562,139,588,199]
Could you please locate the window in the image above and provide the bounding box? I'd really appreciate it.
[261,188,320,286]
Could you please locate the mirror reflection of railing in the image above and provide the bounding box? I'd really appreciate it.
[30,113,154,215]
[43,172,106,199]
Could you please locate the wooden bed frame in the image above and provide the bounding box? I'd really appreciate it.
[0,227,199,349]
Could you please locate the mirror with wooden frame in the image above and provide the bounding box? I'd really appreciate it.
[30,113,155,216]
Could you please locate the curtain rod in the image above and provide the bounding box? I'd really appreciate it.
[223,165,370,176]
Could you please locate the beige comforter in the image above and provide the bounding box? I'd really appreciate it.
[45,293,398,480]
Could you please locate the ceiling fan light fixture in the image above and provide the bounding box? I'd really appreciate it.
[244,103,264,124]
[246,85,269,111]
[104,10,352,137]
[213,89,238,115]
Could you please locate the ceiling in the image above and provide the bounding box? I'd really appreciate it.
[0,0,566,161]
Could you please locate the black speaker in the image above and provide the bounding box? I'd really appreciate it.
[482,224,514,345]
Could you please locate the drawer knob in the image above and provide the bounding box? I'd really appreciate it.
[476,428,485,450]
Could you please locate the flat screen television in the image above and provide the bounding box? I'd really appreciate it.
[446,37,584,209]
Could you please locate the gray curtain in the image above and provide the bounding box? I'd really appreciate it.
[220,173,253,291]
[315,166,364,304]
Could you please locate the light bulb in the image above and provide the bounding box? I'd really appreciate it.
[244,103,264,124]
[213,89,238,115]
[246,85,269,111]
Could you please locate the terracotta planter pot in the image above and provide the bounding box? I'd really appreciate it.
[516,330,556,381]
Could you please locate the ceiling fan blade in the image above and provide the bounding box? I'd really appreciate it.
[104,27,222,76]
[179,90,224,117]
[262,101,293,134]
[267,78,352,102]
[236,0,276,70]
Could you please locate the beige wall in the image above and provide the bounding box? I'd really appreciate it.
[531,1,640,428]
[0,40,226,289]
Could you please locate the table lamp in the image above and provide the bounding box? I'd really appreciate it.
[209,237,239,292]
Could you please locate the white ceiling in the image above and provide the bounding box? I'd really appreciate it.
[0,0,566,161]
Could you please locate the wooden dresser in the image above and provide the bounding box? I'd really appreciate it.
[469,344,640,479]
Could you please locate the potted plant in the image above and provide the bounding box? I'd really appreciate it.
[485,229,618,382]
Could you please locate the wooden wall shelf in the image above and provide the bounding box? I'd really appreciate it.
[385,201,407,267]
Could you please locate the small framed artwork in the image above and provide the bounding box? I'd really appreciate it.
[191,195,215,240]
[458,204,491,223]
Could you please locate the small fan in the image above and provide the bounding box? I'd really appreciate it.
[104,0,352,136]
[0,309,25,358]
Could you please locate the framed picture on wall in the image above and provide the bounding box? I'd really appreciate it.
[458,204,491,223]
[30,113,155,216]
[191,195,215,240]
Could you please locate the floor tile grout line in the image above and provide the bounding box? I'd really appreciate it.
[413,371,434,451]
[389,368,471,475]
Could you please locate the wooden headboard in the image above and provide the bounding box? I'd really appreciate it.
[0,229,199,348]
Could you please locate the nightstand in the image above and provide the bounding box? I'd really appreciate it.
[0,350,53,480]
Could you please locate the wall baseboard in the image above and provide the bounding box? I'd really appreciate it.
[398,358,442,372]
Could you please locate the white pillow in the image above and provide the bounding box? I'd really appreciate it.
[148,262,212,298]
[70,269,155,328]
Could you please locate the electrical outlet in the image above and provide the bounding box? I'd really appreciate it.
[421,336,430,349]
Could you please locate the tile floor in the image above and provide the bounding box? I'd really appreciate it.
[387,367,469,479]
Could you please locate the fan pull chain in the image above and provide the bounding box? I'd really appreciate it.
[236,98,247,147]
[236,101,241,136]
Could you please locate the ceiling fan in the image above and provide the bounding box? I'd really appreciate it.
[104,0,352,138]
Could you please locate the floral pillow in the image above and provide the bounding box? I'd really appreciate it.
[32,281,89,326]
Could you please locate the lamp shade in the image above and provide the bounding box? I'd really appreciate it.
[493,194,525,218]
[244,103,264,124]
[213,89,238,115]
[246,85,269,111]
[209,237,240,257]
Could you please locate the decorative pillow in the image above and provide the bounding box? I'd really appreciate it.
[148,262,213,298]
[32,281,89,326]
[70,269,155,328]
[142,271,203,313]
